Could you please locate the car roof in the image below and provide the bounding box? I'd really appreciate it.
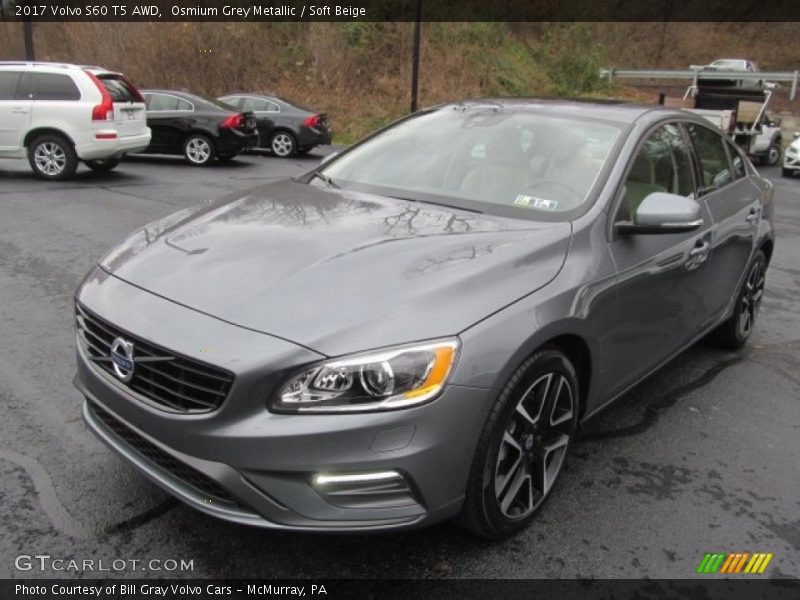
[0,61,119,75]
[438,97,685,125]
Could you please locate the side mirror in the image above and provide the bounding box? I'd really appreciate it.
[794,132,800,140]
[617,192,703,235]
[319,151,338,165]
[773,117,782,127]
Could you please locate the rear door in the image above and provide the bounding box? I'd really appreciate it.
[143,93,194,153]
[94,73,147,138]
[0,70,29,154]
[685,122,760,325]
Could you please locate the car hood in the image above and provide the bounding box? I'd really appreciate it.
[100,180,571,356]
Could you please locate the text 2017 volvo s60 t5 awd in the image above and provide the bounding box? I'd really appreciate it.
[74,99,774,538]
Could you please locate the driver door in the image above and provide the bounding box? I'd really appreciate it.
[605,123,714,397]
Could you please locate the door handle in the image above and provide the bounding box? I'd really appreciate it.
[689,241,710,257]
[746,207,761,224]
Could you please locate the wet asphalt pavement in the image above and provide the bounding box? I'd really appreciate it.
[0,150,798,580]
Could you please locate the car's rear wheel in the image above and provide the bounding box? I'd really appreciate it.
[711,250,767,349]
[270,131,296,157]
[459,348,579,539]
[28,135,78,181]
[183,134,216,166]
[85,158,120,173]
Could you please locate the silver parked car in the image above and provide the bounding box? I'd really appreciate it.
[74,99,774,539]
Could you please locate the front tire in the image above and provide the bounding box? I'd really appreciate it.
[270,131,296,158]
[28,135,78,181]
[183,134,216,166]
[711,250,767,350]
[783,167,794,178]
[459,348,579,539]
[85,158,120,173]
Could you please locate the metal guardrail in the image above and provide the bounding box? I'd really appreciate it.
[599,68,800,100]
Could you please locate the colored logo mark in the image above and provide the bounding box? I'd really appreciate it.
[696,552,773,574]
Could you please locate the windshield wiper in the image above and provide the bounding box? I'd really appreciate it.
[310,171,340,189]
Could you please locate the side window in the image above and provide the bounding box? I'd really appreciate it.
[219,96,243,109]
[146,93,179,111]
[725,141,747,180]
[242,97,268,112]
[176,99,193,111]
[0,71,20,100]
[686,123,733,191]
[617,123,695,222]
[31,73,81,101]
[264,100,280,113]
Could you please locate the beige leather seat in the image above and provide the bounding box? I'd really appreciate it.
[459,136,529,204]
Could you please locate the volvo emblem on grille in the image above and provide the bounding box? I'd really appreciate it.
[109,337,135,382]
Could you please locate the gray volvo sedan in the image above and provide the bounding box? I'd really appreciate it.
[74,99,774,538]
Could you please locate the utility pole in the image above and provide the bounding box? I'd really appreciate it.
[409,0,421,113]
[23,18,35,60]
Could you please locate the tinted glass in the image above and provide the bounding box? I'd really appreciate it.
[687,124,732,191]
[218,96,242,109]
[32,73,81,101]
[146,93,179,111]
[98,75,138,102]
[321,107,622,220]
[176,98,193,110]
[0,71,20,100]
[241,97,269,111]
[726,141,747,179]
[617,123,695,221]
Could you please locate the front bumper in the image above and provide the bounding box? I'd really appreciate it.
[216,130,259,155]
[784,151,800,171]
[75,269,490,531]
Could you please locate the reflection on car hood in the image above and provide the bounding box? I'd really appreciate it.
[100,180,572,356]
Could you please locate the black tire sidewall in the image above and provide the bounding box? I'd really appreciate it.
[27,135,78,181]
[85,159,120,172]
[730,250,767,347]
[464,349,579,539]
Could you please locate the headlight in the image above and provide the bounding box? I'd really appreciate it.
[272,339,459,413]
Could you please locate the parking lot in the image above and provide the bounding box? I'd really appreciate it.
[0,151,798,579]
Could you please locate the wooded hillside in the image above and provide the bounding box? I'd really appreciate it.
[1,22,798,141]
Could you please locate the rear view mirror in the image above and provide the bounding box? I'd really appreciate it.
[617,192,703,235]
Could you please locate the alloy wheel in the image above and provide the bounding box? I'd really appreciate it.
[34,142,67,176]
[271,133,294,157]
[494,372,574,519]
[738,258,766,338]
[186,137,212,164]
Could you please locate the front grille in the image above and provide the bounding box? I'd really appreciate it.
[76,303,234,414]
[89,401,237,505]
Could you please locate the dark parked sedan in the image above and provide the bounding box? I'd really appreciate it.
[218,93,331,157]
[140,90,258,165]
[75,99,774,539]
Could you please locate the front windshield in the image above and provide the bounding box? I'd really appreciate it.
[320,106,623,219]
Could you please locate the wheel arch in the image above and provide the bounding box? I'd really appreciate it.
[539,334,592,419]
[24,128,77,148]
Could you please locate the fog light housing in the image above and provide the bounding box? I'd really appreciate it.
[311,470,419,509]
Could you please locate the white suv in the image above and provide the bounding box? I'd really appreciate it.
[0,62,150,180]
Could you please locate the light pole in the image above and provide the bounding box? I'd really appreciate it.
[410,0,421,113]
[23,18,35,60]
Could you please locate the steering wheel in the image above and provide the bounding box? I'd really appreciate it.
[523,180,583,210]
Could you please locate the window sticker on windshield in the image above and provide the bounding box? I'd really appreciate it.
[514,195,559,210]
